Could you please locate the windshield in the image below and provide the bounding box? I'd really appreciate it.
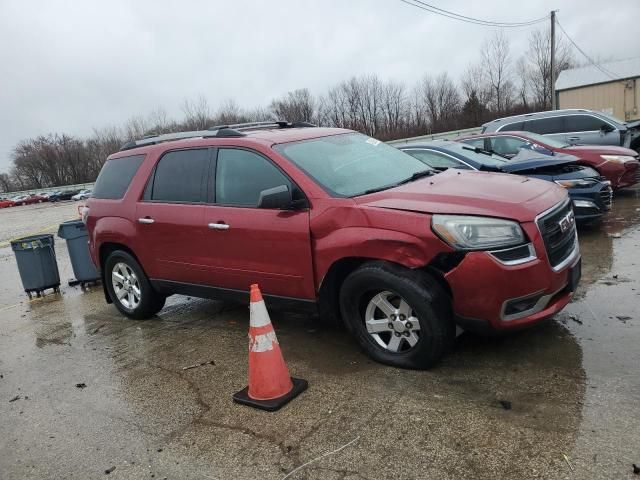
[519,132,568,149]
[438,142,508,168]
[274,133,433,196]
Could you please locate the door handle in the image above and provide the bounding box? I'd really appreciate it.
[568,136,580,142]
[138,217,155,224]
[208,222,230,230]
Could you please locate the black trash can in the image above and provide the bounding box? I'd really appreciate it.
[57,220,100,285]
[10,234,61,297]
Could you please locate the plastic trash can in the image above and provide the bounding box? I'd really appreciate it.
[57,220,100,284]
[10,234,61,297]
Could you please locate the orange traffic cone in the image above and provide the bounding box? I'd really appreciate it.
[233,284,308,411]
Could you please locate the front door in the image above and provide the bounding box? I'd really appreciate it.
[202,147,314,299]
[134,148,210,284]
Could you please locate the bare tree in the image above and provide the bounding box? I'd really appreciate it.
[524,28,574,109]
[181,95,213,130]
[481,31,513,113]
[270,88,315,122]
[0,173,11,192]
[416,72,461,131]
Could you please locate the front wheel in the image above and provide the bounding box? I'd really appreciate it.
[104,250,165,319]
[339,262,454,369]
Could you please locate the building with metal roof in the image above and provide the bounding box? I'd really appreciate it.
[556,57,640,121]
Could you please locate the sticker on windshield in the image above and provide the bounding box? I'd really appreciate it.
[365,137,381,146]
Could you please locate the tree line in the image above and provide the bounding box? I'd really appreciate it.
[1,28,573,193]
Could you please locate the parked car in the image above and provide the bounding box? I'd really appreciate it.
[49,189,81,202]
[457,131,640,190]
[12,194,47,206]
[86,123,580,369]
[481,109,640,152]
[72,189,92,201]
[0,198,14,208]
[398,140,612,223]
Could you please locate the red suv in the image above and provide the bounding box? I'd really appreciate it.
[457,131,640,189]
[85,123,580,369]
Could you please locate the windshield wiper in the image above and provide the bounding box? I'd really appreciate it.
[360,169,435,196]
[394,169,435,186]
[462,145,509,159]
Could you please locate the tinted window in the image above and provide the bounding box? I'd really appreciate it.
[499,121,524,132]
[215,149,291,206]
[151,149,209,203]
[93,154,145,200]
[489,136,528,156]
[404,149,471,170]
[524,117,565,135]
[565,114,609,132]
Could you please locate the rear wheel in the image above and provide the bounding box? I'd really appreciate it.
[104,250,165,319]
[339,261,454,369]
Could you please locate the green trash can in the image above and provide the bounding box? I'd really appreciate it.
[10,234,61,298]
[57,220,100,285]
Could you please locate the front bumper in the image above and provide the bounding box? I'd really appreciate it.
[567,183,611,222]
[444,221,580,333]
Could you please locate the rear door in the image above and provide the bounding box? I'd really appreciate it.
[523,116,568,144]
[135,148,210,284]
[564,114,620,146]
[202,147,314,299]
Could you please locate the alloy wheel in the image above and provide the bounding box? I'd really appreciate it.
[111,262,141,310]
[364,291,421,352]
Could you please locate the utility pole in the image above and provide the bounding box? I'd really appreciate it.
[550,10,556,110]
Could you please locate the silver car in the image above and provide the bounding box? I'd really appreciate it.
[482,109,640,151]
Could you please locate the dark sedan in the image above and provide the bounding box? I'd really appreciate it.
[49,189,81,202]
[399,141,612,223]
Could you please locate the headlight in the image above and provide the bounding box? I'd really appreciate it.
[600,155,635,163]
[554,178,597,188]
[432,215,525,250]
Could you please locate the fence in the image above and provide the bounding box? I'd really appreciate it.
[386,126,482,145]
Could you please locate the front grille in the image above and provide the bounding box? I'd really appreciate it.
[600,185,613,209]
[635,166,640,183]
[536,201,577,269]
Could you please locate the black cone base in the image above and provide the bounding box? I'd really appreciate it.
[232,377,308,411]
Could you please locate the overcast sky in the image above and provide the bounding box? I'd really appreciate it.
[0,0,638,171]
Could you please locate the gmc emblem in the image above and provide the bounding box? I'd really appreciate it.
[558,211,575,233]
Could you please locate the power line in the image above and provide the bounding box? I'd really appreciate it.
[555,20,618,80]
[398,0,548,27]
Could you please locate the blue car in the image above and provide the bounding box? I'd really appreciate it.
[398,140,612,223]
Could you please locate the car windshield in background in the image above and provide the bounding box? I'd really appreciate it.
[441,142,508,168]
[520,132,569,149]
[596,111,625,126]
[275,133,433,197]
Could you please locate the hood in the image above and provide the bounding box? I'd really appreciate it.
[501,149,580,173]
[356,169,568,223]
[562,144,639,157]
[625,119,640,130]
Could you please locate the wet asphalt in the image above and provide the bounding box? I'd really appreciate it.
[0,192,639,480]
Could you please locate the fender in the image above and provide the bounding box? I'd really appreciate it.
[91,216,138,266]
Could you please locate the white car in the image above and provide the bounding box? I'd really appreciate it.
[72,189,92,201]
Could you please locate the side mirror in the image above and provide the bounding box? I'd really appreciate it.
[600,123,614,133]
[257,185,292,209]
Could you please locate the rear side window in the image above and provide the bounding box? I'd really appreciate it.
[149,149,209,203]
[565,114,610,132]
[215,149,291,206]
[498,121,524,132]
[524,117,565,135]
[92,154,145,200]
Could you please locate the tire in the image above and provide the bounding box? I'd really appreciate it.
[339,261,454,369]
[104,250,165,320]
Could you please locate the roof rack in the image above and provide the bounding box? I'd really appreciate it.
[119,120,317,151]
